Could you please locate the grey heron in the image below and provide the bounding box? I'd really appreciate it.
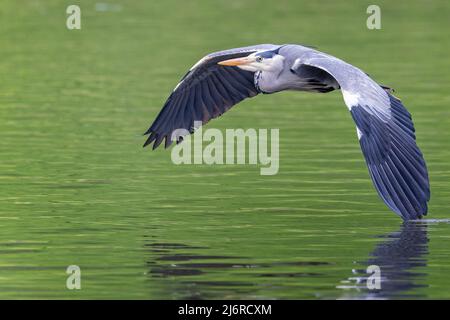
[143,44,430,220]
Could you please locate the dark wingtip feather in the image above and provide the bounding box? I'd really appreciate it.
[143,132,157,148]
[152,135,164,150]
[143,126,152,136]
[142,137,153,148]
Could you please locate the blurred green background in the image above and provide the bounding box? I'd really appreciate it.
[0,0,449,299]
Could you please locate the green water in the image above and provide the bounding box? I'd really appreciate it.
[1,0,450,299]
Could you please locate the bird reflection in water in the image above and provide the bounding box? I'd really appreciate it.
[338,221,429,299]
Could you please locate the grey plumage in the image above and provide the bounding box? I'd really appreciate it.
[144,44,430,220]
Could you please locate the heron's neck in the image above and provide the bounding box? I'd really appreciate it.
[254,71,266,93]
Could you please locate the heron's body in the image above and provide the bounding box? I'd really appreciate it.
[144,44,430,221]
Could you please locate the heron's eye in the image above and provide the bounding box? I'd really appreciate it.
[256,56,263,62]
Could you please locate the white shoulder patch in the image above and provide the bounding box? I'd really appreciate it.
[356,127,363,140]
[342,90,360,110]
[291,58,302,70]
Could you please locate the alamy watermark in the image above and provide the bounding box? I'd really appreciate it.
[337,264,382,291]
[66,5,81,30]
[170,121,279,176]
[366,5,381,30]
[66,265,81,290]
[366,264,381,290]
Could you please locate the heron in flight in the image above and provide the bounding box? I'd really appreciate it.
[144,44,430,220]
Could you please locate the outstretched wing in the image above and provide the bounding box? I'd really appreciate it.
[144,44,280,149]
[299,53,430,220]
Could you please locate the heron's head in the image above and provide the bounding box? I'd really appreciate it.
[218,50,284,72]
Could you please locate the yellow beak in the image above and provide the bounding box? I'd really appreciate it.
[218,57,253,66]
